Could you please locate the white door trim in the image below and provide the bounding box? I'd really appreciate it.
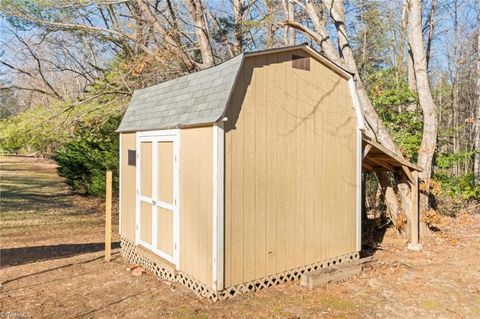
[136,129,180,268]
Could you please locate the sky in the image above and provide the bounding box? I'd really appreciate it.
[0,0,478,85]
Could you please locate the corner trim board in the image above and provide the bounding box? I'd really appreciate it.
[212,123,225,291]
[348,77,366,131]
[119,133,122,235]
[356,128,362,252]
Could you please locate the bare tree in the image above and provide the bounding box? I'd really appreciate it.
[233,0,245,53]
[407,0,438,206]
[425,0,436,71]
[182,0,215,67]
[475,0,480,184]
[281,0,296,45]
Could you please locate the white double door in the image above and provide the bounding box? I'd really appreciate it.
[136,130,179,266]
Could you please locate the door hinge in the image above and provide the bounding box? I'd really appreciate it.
[174,243,177,250]
[136,225,139,230]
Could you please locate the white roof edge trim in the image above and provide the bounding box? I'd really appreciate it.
[216,54,246,122]
[301,46,353,79]
[348,77,366,131]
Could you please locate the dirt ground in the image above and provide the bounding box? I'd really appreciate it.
[1,156,479,319]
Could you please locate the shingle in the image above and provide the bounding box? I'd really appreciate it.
[117,54,244,132]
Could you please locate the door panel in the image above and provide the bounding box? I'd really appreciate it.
[157,207,174,256]
[139,141,153,246]
[157,141,174,205]
[140,201,152,244]
[140,142,152,198]
[155,140,175,258]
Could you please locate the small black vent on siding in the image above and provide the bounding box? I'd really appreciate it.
[292,54,310,71]
[128,149,136,166]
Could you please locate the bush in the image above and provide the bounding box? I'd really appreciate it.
[0,104,72,155]
[53,116,121,196]
[434,173,480,201]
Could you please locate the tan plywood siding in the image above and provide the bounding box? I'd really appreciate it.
[120,133,136,241]
[224,51,358,287]
[180,126,213,288]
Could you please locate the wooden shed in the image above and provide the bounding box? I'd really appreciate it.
[116,44,420,300]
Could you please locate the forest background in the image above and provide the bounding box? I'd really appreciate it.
[0,0,478,223]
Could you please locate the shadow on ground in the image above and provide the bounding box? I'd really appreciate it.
[1,242,121,268]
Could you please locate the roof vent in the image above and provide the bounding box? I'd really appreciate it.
[292,54,310,71]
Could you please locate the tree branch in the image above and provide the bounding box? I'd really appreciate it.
[0,60,34,77]
[0,85,57,98]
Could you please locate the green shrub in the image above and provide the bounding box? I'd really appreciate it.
[53,116,121,196]
[434,173,480,200]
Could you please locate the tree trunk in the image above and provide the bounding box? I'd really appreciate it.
[407,0,438,208]
[282,0,296,45]
[475,0,480,185]
[425,0,436,71]
[233,0,245,53]
[134,0,196,70]
[266,0,275,48]
[287,0,295,45]
[326,0,409,228]
[397,0,408,74]
[183,0,215,68]
[286,0,412,230]
[325,0,402,155]
[407,47,416,91]
[375,170,400,223]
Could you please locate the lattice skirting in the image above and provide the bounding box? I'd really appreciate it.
[217,251,359,300]
[120,236,359,301]
[120,236,218,300]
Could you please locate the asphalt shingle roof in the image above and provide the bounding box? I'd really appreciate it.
[116,54,244,132]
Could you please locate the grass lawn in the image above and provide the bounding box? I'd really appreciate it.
[1,156,479,318]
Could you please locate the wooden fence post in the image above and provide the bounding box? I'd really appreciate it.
[105,170,112,262]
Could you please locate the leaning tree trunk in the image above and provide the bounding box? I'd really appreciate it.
[474,0,480,185]
[284,0,413,230]
[407,0,438,209]
[326,0,411,230]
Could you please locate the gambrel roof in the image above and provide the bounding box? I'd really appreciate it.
[116,44,354,133]
[117,44,421,172]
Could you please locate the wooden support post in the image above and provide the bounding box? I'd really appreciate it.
[401,165,415,184]
[363,144,372,159]
[105,170,112,261]
[407,170,422,251]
